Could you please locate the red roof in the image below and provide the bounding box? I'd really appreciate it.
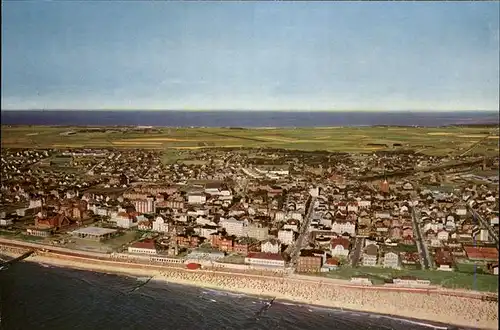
[246,252,284,261]
[325,257,339,265]
[131,240,156,250]
[331,237,350,249]
[464,246,498,260]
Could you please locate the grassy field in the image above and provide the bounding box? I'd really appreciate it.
[321,266,498,292]
[1,125,498,156]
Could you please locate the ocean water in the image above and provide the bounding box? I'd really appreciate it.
[0,261,465,330]
[1,110,498,127]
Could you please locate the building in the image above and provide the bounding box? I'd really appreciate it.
[283,219,299,232]
[297,252,322,273]
[434,248,454,271]
[152,216,169,233]
[245,252,285,268]
[331,220,356,236]
[133,198,155,214]
[219,217,245,237]
[128,240,158,254]
[26,227,53,237]
[71,227,117,241]
[188,193,206,205]
[383,251,401,269]
[113,212,138,229]
[321,257,339,271]
[245,224,269,241]
[330,237,350,257]
[362,244,378,267]
[261,239,280,253]
[278,229,294,245]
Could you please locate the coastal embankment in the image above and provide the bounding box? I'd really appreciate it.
[1,245,497,330]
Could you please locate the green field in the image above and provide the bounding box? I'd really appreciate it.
[321,266,498,292]
[1,125,498,157]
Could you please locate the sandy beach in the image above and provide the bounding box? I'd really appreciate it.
[4,250,497,330]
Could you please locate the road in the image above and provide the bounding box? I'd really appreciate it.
[350,236,365,267]
[411,206,432,269]
[467,205,499,251]
[289,195,317,271]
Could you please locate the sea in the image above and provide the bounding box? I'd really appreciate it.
[1,110,499,127]
[0,261,469,330]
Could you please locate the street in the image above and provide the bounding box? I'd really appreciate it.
[411,206,432,269]
[289,195,317,271]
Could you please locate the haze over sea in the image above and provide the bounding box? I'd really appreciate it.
[0,261,464,330]
[1,110,498,127]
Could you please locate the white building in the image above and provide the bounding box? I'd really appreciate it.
[0,219,13,226]
[152,216,169,233]
[245,224,269,241]
[113,212,138,229]
[188,193,206,205]
[219,217,246,237]
[133,198,155,214]
[261,240,281,254]
[278,229,294,245]
[29,199,43,209]
[198,226,218,239]
[245,252,285,268]
[284,220,299,232]
[331,220,356,236]
[128,240,157,255]
[437,230,449,241]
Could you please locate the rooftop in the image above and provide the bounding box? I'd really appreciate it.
[72,226,117,236]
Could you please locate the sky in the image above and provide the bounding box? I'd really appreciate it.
[1,1,499,111]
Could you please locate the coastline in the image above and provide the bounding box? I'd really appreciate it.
[4,250,497,330]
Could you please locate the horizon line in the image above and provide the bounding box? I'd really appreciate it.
[2,109,499,112]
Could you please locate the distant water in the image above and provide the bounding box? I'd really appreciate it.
[0,261,464,330]
[1,110,498,127]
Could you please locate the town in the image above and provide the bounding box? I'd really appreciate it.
[1,145,499,290]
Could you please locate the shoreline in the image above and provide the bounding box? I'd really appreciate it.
[3,250,497,330]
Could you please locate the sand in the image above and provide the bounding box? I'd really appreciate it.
[6,251,497,330]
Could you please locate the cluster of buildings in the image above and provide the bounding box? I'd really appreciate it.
[0,147,498,276]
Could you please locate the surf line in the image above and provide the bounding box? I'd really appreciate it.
[255,297,276,317]
[128,276,154,293]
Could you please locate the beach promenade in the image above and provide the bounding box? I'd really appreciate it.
[1,243,498,330]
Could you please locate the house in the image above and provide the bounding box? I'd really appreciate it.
[283,219,299,232]
[198,225,218,239]
[330,237,350,257]
[245,223,269,241]
[390,227,403,240]
[128,240,158,255]
[383,251,401,269]
[331,220,356,236]
[434,248,454,271]
[278,229,294,245]
[35,213,72,230]
[261,239,280,254]
[188,193,206,205]
[219,217,246,237]
[362,244,379,267]
[152,216,169,233]
[437,229,449,241]
[244,252,285,268]
[297,254,322,273]
[322,257,339,271]
[138,220,152,231]
[112,212,138,229]
[490,264,498,275]
[233,241,249,255]
[402,227,414,238]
